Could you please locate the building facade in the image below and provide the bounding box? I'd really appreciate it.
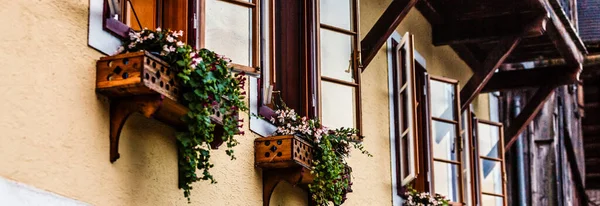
[0,0,596,205]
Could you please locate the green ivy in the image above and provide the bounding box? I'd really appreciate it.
[120,28,247,202]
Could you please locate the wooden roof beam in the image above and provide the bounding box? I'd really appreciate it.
[504,86,555,150]
[460,37,521,110]
[360,0,419,71]
[433,13,548,46]
[481,64,582,92]
[538,0,585,66]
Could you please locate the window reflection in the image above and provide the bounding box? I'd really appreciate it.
[430,80,455,120]
[319,0,352,30]
[432,120,457,161]
[480,159,503,195]
[478,122,500,158]
[320,29,354,82]
[434,161,460,202]
[321,81,356,129]
[205,0,252,66]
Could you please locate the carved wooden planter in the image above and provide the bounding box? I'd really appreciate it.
[96,51,227,163]
[254,135,315,206]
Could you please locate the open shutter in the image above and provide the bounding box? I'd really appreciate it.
[394,33,418,189]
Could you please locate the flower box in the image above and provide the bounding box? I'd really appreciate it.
[96,51,228,162]
[96,51,180,100]
[254,135,314,169]
[254,135,315,206]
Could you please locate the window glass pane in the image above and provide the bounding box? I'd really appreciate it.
[480,159,503,195]
[433,161,460,203]
[319,0,352,30]
[482,195,504,206]
[430,80,455,120]
[321,81,356,129]
[400,135,411,180]
[205,0,252,66]
[478,123,500,158]
[125,0,157,30]
[432,120,458,161]
[320,29,354,82]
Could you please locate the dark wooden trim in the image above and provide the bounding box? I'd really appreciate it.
[504,86,555,150]
[460,37,521,110]
[360,0,419,71]
[431,116,458,124]
[433,158,461,165]
[482,192,505,198]
[321,76,359,87]
[481,64,581,92]
[433,13,547,46]
[320,24,356,35]
[220,0,256,8]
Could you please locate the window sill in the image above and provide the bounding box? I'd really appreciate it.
[96,51,228,162]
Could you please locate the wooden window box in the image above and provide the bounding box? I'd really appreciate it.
[96,51,228,163]
[254,135,315,206]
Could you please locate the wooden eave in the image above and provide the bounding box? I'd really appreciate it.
[416,0,587,153]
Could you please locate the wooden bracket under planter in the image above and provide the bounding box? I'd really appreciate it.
[254,135,315,206]
[96,51,228,163]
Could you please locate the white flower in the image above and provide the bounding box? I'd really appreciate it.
[166,36,175,43]
[169,46,176,52]
[176,41,185,47]
[148,33,155,39]
[156,27,162,32]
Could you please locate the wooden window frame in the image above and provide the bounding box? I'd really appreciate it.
[253,0,362,134]
[475,119,508,206]
[197,0,260,73]
[102,0,192,43]
[427,76,465,205]
[392,32,419,187]
[315,0,362,132]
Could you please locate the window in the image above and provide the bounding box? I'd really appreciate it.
[387,32,430,205]
[386,33,508,206]
[202,0,258,70]
[250,0,362,135]
[317,0,361,129]
[391,33,418,187]
[103,0,190,41]
[475,120,507,206]
[428,76,464,204]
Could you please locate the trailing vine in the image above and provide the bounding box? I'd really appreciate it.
[119,28,247,202]
[267,105,371,205]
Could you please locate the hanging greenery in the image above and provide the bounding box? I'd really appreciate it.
[266,104,371,205]
[118,28,248,202]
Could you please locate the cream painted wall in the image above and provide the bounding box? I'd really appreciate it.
[0,0,491,205]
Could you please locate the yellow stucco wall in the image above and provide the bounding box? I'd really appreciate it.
[0,0,491,205]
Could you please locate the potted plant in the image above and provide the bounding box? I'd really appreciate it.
[255,105,371,206]
[95,28,247,202]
